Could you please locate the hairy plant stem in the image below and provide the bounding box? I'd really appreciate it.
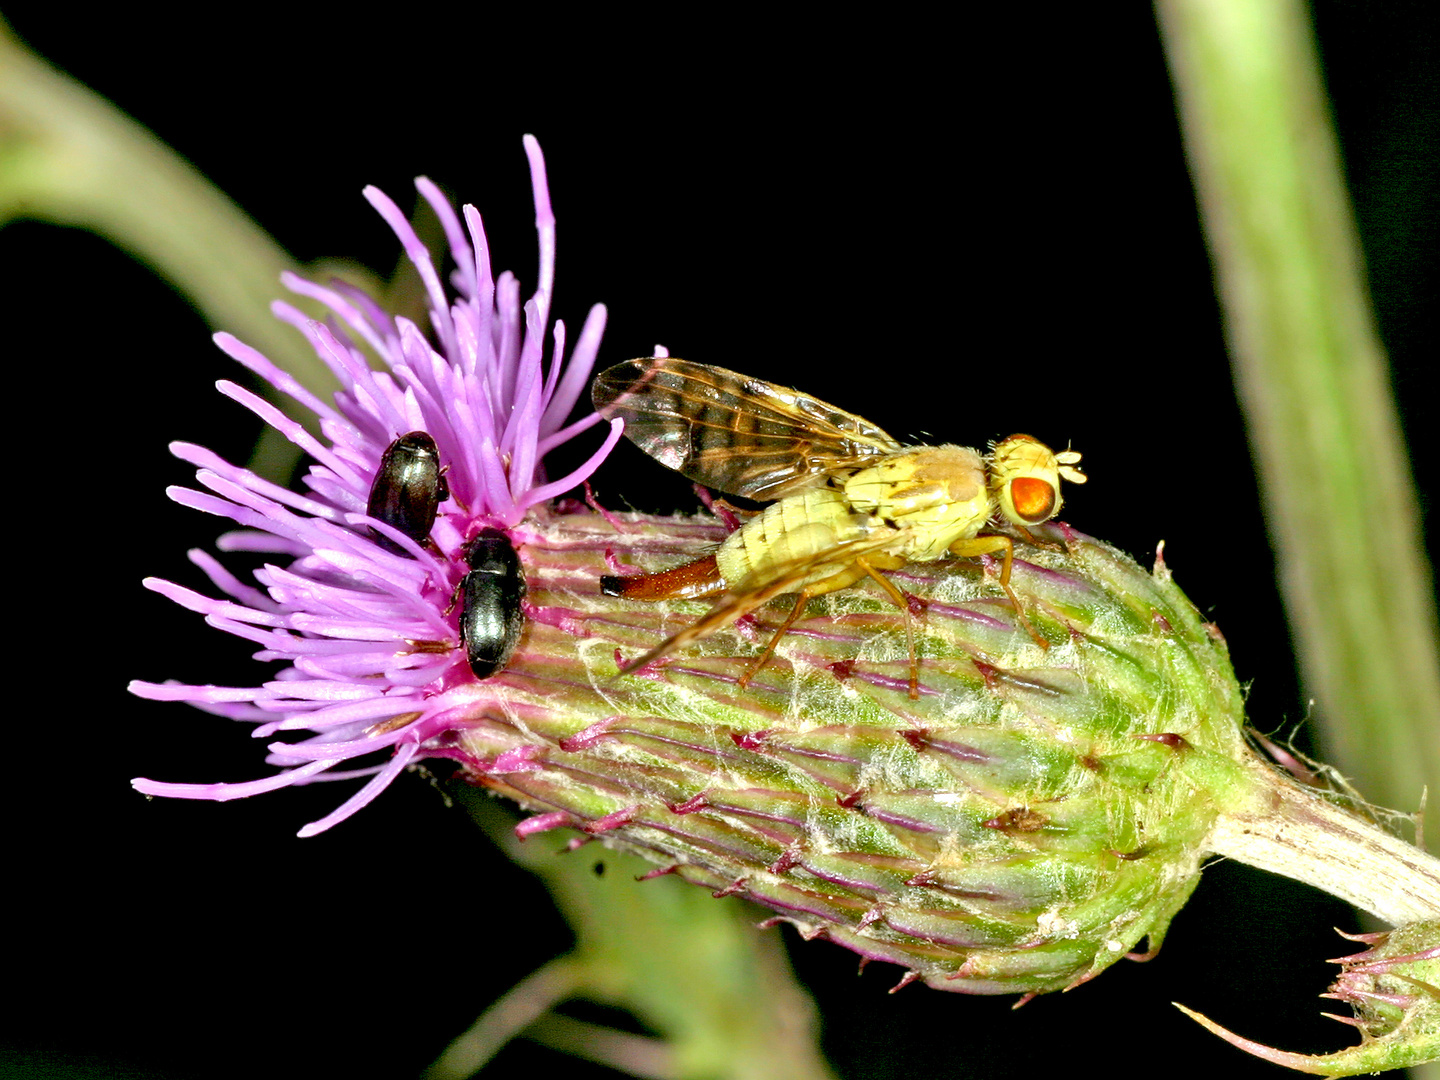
[1208,756,1440,925]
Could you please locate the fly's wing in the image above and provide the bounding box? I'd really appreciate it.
[592,358,904,501]
[615,531,905,674]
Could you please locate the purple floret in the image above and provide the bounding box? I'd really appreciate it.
[131,136,622,836]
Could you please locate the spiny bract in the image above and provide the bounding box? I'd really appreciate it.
[451,508,1245,996]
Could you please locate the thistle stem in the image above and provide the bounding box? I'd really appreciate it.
[523,1015,675,1080]
[422,958,585,1080]
[1209,753,1440,925]
[0,26,314,383]
[0,22,332,479]
[1156,0,1440,830]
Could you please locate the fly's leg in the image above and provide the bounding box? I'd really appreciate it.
[854,558,922,699]
[738,590,816,689]
[603,555,726,676]
[611,558,813,679]
[1014,523,1068,553]
[949,534,1049,650]
[739,559,923,699]
[736,557,879,689]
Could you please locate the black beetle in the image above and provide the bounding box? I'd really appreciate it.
[367,432,448,555]
[458,528,526,678]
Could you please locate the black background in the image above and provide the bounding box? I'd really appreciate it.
[3,4,1435,1078]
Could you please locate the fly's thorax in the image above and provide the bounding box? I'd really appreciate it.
[841,446,992,559]
[715,487,872,591]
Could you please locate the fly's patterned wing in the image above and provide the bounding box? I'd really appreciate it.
[592,358,904,501]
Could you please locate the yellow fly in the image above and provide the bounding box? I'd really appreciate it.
[592,358,1085,696]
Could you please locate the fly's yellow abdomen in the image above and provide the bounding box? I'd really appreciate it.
[716,487,871,592]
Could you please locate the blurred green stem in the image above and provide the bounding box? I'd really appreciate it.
[1156,0,1440,842]
[434,797,837,1080]
[0,20,333,475]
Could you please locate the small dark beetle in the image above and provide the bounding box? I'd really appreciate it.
[367,432,449,555]
[458,528,527,678]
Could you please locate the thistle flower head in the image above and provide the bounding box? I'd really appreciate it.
[435,512,1260,996]
[134,143,1360,1005]
[131,137,621,836]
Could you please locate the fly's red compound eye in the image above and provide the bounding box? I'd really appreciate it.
[1008,476,1057,523]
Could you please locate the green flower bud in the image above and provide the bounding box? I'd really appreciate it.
[457,508,1257,996]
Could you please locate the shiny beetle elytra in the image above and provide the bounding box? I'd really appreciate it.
[458,528,526,678]
[367,432,448,555]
